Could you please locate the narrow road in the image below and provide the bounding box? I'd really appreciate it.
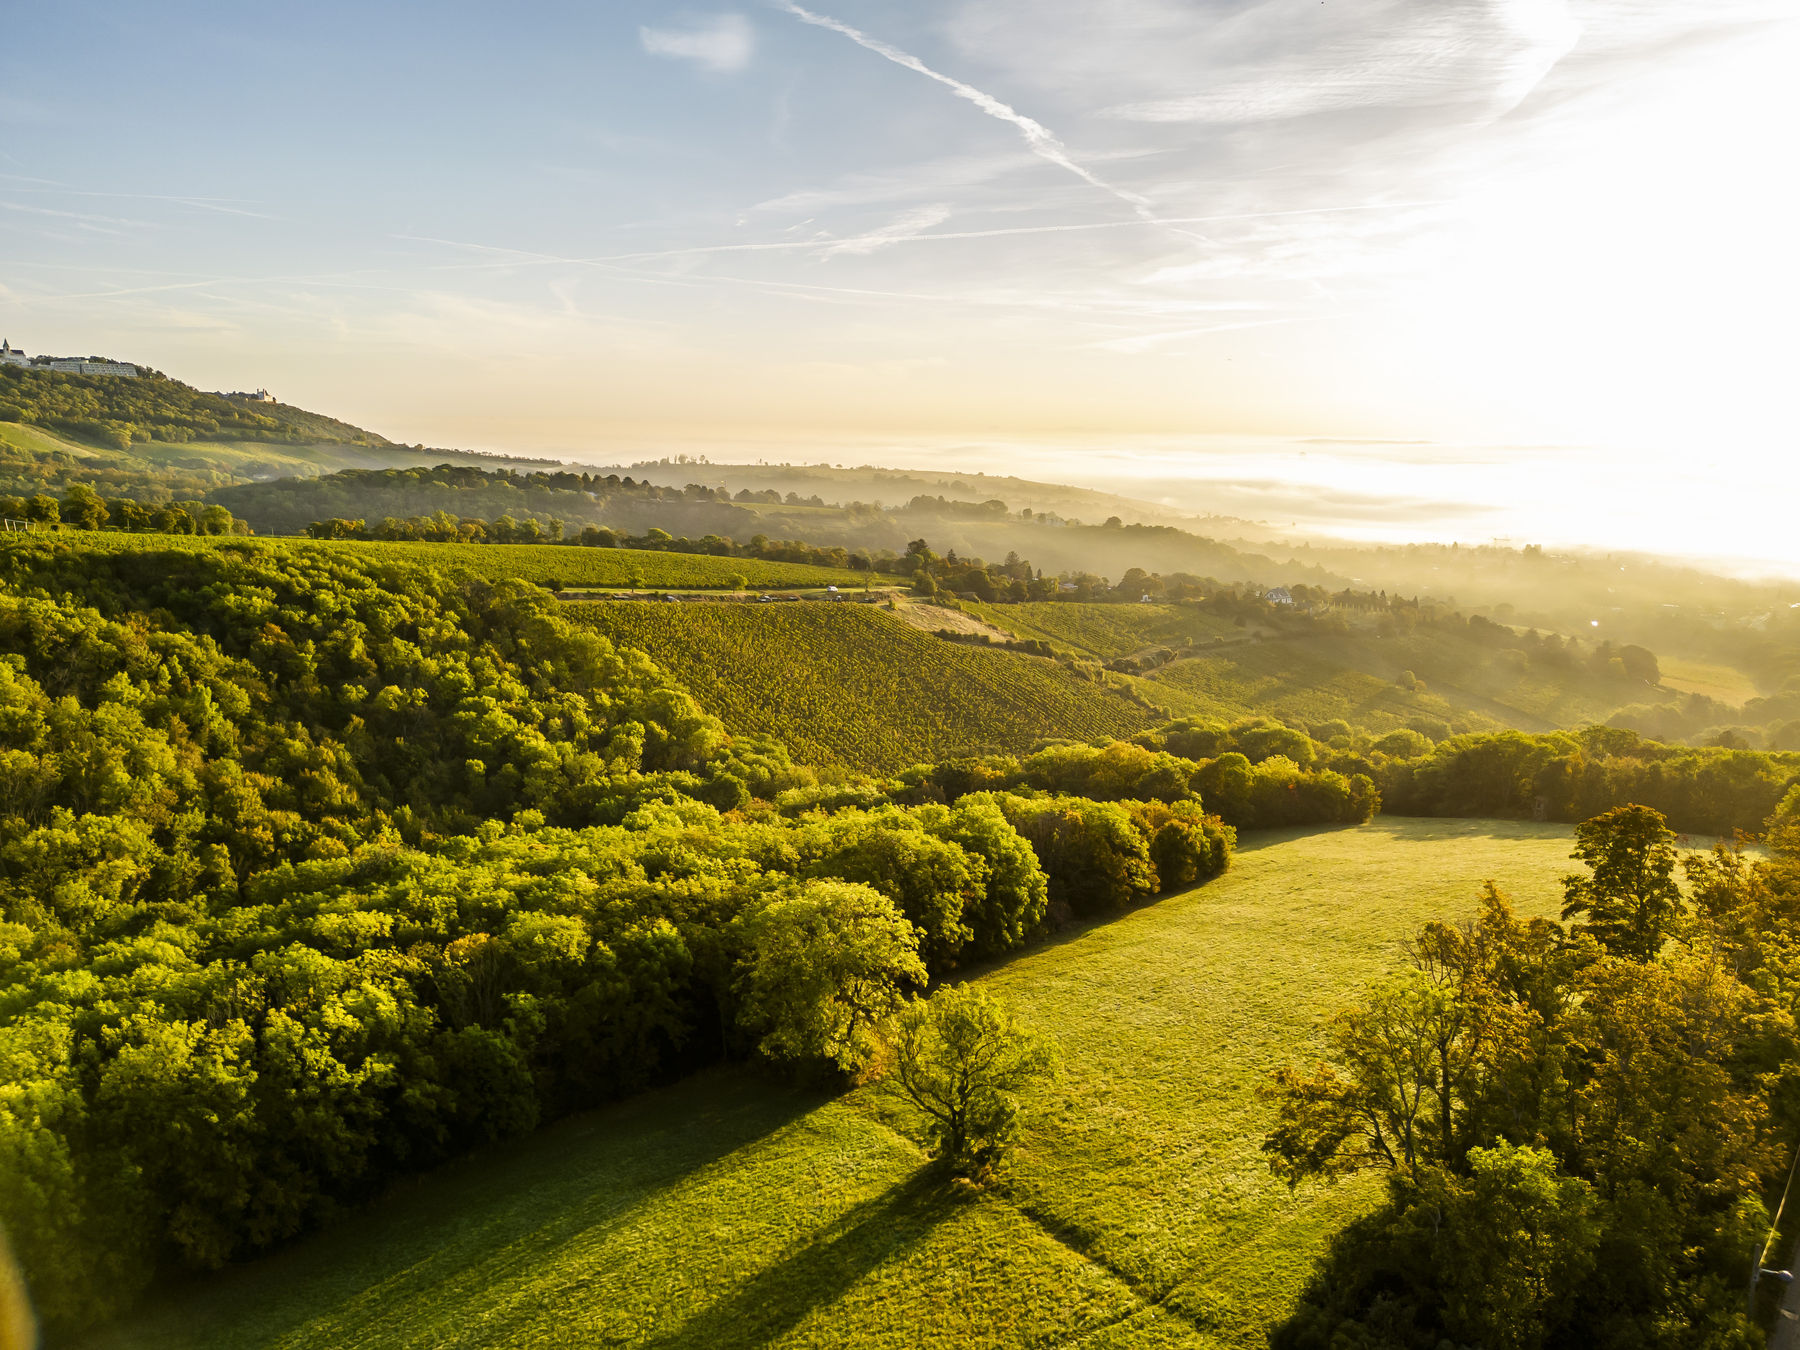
[1771,1245,1800,1346]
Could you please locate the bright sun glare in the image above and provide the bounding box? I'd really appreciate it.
[1397,19,1799,456]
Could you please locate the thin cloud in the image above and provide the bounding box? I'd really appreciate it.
[818,204,953,256]
[773,1,1164,227]
[640,13,755,73]
[0,173,276,219]
[1104,0,1581,124]
[401,200,1440,270]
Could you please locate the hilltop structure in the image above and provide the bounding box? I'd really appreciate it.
[0,339,138,377]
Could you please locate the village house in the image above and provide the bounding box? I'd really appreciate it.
[1,341,138,377]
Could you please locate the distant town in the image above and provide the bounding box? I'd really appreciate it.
[0,338,138,378]
[0,340,275,401]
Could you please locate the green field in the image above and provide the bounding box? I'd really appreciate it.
[83,819,1583,1350]
[567,602,1158,770]
[4,533,868,591]
[1658,655,1762,705]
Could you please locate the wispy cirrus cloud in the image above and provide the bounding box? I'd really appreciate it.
[773,1,1164,226]
[1103,0,1581,125]
[817,204,954,256]
[639,12,755,73]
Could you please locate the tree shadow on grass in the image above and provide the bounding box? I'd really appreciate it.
[1353,815,1572,845]
[80,1068,824,1350]
[634,1167,960,1350]
[1227,823,1359,855]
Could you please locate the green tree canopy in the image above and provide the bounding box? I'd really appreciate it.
[881,985,1054,1180]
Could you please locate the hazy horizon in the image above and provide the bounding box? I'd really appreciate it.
[5,1,1796,565]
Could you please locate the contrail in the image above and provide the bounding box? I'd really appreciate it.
[773,1,1173,231]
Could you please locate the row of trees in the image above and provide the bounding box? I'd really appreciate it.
[0,484,247,534]
[220,465,801,538]
[863,712,1799,841]
[1369,726,1798,836]
[1112,718,1799,837]
[299,514,1068,604]
[893,734,1380,834]
[1265,801,1800,1347]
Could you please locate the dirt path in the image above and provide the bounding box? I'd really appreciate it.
[883,598,1020,643]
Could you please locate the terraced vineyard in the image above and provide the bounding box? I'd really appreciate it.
[968,600,1244,659]
[1143,631,1670,733]
[567,602,1157,770]
[1143,641,1456,731]
[18,533,868,591]
[968,602,1671,735]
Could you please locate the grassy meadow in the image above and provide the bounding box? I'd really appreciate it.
[84,819,1585,1350]
[1657,655,1763,705]
[568,602,1158,770]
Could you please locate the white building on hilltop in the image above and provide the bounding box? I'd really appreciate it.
[0,341,137,377]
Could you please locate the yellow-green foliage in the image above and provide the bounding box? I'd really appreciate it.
[0,366,384,451]
[84,820,1581,1350]
[17,533,866,590]
[567,602,1157,770]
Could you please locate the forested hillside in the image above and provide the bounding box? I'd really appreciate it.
[0,365,387,453]
[6,535,1798,1346]
[0,369,571,505]
[0,539,1233,1336]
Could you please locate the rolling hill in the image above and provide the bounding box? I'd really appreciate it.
[565,602,1160,770]
[560,597,1688,773]
[0,365,560,501]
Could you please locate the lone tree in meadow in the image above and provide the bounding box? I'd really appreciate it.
[1560,803,1684,961]
[882,985,1054,1180]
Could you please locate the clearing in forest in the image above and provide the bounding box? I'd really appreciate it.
[86,820,1584,1350]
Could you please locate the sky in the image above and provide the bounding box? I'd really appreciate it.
[3,1,1797,559]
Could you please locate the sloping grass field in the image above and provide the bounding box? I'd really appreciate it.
[84,820,1584,1350]
[567,602,1158,771]
[1658,656,1762,705]
[8,534,868,591]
